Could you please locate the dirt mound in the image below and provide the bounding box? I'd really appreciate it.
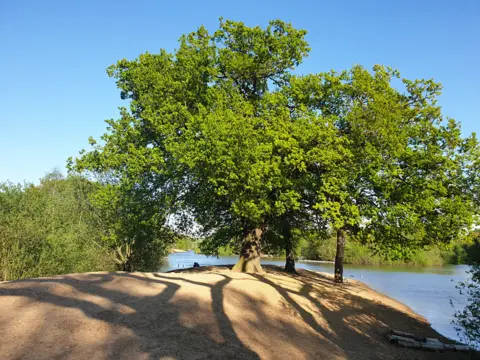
[0,266,469,359]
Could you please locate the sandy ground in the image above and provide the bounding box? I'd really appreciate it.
[0,265,473,360]
[169,249,188,253]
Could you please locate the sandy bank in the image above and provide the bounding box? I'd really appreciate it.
[169,248,188,253]
[0,266,470,360]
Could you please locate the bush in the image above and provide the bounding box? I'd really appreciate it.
[0,173,113,281]
[173,235,200,252]
[408,247,445,266]
[453,264,480,349]
[296,233,454,266]
[298,234,336,261]
[344,241,382,265]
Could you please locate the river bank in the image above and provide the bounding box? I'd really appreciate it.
[161,252,470,343]
[169,248,188,253]
[0,266,471,359]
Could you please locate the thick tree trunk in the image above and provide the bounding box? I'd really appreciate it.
[232,227,264,273]
[285,243,296,274]
[334,228,346,283]
[284,223,296,274]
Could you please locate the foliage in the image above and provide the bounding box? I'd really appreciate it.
[291,66,478,252]
[217,245,237,256]
[297,232,336,262]
[79,176,175,272]
[70,19,479,275]
[297,232,462,266]
[0,172,112,281]
[453,264,480,349]
[453,233,480,349]
[173,235,200,253]
[0,170,174,280]
[282,64,479,280]
[465,233,480,263]
[407,247,445,267]
[71,18,345,272]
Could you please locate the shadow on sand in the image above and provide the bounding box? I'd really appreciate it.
[0,265,474,360]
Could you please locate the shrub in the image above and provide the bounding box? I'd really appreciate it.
[0,173,113,281]
[452,264,480,349]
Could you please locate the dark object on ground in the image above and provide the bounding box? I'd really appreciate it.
[386,329,472,353]
[193,262,200,267]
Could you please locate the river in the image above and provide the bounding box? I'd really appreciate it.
[159,252,471,343]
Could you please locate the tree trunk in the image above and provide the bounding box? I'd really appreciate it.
[284,222,296,274]
[232,227,264,273]
[334,228,346,283]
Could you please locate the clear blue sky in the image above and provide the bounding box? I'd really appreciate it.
[1,0,479,183]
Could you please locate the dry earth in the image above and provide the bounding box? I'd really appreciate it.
[0,265,472,360]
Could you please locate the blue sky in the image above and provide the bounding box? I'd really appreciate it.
[1,0,479,183]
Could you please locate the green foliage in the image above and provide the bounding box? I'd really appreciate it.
[452,233,480,349]
[453,264,480,349]
[72,19,345,263]
[0,171,174,280]
[86,178,175,272]
[407,247,445,267]
[465,233,480,263]
[296,232,463,266]
[0,172,113,281]
[217,245,237,256]
[293,65,479,256]
[70,18,479,273]
[298,233,337,262]
[173,235,200,253]
[344,241,384,266]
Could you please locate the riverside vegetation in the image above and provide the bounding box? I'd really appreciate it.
[172,233,477,267]
[0,171,174,281]
[1,19,479,347]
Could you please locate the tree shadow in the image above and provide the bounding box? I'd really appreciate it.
[0,271,260,360]
[0,267,475,360]
[251,265,474,360]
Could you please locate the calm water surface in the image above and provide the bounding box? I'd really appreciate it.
[159,252,470,342]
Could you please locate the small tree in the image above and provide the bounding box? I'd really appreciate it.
[452,229,480,348]
[453,263,480,349]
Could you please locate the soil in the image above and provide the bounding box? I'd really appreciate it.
[0,265,473,360]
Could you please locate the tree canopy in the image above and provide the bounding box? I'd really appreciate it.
[71,19,479,278]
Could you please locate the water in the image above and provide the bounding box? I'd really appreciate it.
[160,252,471,343]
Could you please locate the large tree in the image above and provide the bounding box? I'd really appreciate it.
[287,65,478,282]
[74,19,342,273]
[73,19,478,278]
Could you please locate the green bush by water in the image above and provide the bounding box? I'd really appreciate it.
[173,236,201,253]
[297,234,468,266]
[172,230,473,267]
[0,171,173,281]
[0,172,114,281]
